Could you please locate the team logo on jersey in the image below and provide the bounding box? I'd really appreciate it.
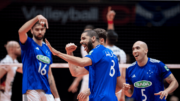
[36,55,50,64]
[164,66,169,71]
[134,80,152,88]
[89,50,93,55]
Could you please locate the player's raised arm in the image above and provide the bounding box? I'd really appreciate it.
[18,15,48,44]
[65,43,89,77]
[45,38,92,67]
[107,6,115,30]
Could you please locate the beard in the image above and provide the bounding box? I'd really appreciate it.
[33,33,44,40]
[14,52,21,57]
[87,40,94,53]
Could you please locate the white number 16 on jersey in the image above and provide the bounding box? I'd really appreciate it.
[38,62,47,75]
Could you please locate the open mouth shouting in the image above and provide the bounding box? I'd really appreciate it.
[134,54,139,58]
[82,43,88,52]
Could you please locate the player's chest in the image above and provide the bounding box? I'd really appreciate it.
[29,45,51,63]
[130,66,159,84]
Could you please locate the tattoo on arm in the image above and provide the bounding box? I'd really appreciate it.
[165,75,173,84]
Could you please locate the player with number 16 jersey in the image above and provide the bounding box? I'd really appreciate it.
[85,44,120,101]
[20,37,52,94]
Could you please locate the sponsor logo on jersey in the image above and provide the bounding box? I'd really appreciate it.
[134,80,152,88]
[164,66,169,71]
[36,55,50,64]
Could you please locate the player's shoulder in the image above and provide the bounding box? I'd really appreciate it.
[114,45,126,54]
[0,55,11,63]
[149,58,161,64]
[127,61,137,69]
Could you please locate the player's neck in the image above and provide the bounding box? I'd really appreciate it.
[137,56,148,67]
[107,44,114,47]
[8,53,17,61]
[33,37,43,46]
[93,41,100,48]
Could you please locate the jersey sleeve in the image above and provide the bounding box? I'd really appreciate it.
[19,37,32,51]
[84,66,89,71]
[158,61,172,79]
[126,67,133,85]
[85,49,104,66]
[116,58,121,77]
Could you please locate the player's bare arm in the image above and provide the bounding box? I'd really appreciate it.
[18,15,48,44]
[45,39,92,67]
[0,67,7,79]
[48,66,60,99]
[65,43,89,77]
[123,83,134,97]
[16,67,23,73]
[116,76,124,93]
[154,73,179,99]
[165,74,179,94]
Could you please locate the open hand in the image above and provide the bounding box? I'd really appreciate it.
[45,38,59,56]
[77,89,90,101]
[154,90,168,100]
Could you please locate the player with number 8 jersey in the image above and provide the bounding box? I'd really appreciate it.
[20,37,52,94]
[84,44,120,101]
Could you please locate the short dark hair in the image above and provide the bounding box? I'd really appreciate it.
[107,30,118,45]
[83,30,99,41]
[84,25,94,30]
[94,28,107,43]
[32,21,46,29]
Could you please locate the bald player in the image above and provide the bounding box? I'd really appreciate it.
[0,41,22,101]
[123,41,179,101]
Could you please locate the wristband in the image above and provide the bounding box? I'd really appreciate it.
[108,21,113,24]
[55,98,61,101]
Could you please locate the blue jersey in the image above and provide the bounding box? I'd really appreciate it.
[20,37,52,94]
[126,58,172,101]
[85,45,120,101]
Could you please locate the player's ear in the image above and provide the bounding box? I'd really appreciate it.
[30,29,33,34]
[91,36,96,42]
[145,49,148,55]
[99,38,104,45]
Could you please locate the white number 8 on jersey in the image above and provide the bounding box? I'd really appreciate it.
[109,60,115,77]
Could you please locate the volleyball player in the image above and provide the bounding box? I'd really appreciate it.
[18,14,60,101]
[123,41,179,101]
[0,41,22,101]
[68,25,94,100]
[45,30,124,101]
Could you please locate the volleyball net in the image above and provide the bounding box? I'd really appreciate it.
[0,63,180,69]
